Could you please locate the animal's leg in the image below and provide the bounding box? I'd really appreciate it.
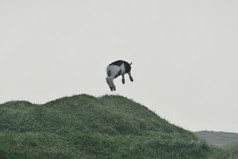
[111,77,116,91]
[108,76,116,91]
[122,75,125,84]
[128,72,133,82]
[106,77,113,91]
[106,77,115,91]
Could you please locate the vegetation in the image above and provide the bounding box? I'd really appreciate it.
[195,131,238,147]
[225,142,238,159]
[195,131,238,159]
[0,94,227,159]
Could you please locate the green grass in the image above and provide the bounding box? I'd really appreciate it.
[222,142,238,159]
[0,94,228,159]
[195,131,238,147]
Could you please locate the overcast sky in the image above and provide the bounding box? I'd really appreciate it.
[1,0,238,133]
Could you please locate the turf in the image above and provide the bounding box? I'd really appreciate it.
[0,94,228,159]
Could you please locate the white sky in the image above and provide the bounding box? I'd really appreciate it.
[1,0,238,133]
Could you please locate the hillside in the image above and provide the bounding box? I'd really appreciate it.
[195,131,238,147]
[225,142,238,159]
[0,94,227,159]
[195,131,238,159]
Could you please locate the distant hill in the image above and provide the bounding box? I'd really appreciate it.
[195,131,238,147]
[195,131,238,159]
[0,94,227,159]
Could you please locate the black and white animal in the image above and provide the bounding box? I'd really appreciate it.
[106,60,133,91]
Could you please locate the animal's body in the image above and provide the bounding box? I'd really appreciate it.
[106,60,133,91]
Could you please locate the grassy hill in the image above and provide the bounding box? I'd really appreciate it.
[195,131,238,147]
[225,142,238,159]
[195,131,238,159]
[0,94,227,159]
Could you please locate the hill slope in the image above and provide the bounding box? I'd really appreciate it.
[0,94,227,159]
[195,131,238,159]
[195,131,238,147]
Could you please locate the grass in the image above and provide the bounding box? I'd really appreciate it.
[195,131,238,147]
[222,142,238,159]
[0,94,228,159]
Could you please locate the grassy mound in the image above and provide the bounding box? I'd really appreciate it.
[195,131,238,147]
[0,94,227,159]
